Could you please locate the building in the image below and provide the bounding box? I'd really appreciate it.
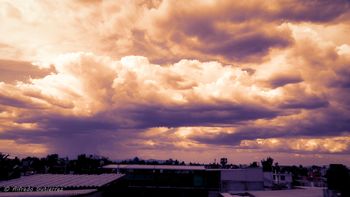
[263,171,293,189]
[219,187,324,197]
[103,164,220,197]
[104,164,207,172]
[0,174,124,197]
[103,165,266,196]
[215,168,264,192]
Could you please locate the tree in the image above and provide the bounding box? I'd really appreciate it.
[0,153,20,180]
[249,161,259,168]
[165,158,174,165]
[22,156,45,173]
[220,158,227,167]
[132,157,140,164]
[46,154,59,166]
[274,162,280,173]
[261,157,274,172]
[0,153,10,180]
[327,164,350,196]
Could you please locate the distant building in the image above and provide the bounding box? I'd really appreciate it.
[104,164,206,172]
[264,171,293,189]
[296,177,326,188]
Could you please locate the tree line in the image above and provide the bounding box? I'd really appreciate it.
[0,153,113,180]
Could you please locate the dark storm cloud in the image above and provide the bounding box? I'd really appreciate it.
[293,110,350,137]
[328,64,350,89]
[191,107,350,147]
[191,131,272,147]
[201,32,291,61]
[279,96,329,109]
[0,126,126,157]
[268,74,303,88]
[126,0,349,63]
[39,115,119,132]
[0,99,280,155]
[0,112,137,156]
[121,103,280,128]
[155,4,294,62]
[276,0,350,23]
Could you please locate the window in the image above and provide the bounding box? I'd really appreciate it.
[281,175,285,181]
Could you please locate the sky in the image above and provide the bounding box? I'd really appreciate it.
[0,0,350,165]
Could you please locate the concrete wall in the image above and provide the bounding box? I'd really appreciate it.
[220,168,264,192]
[221,168,263,182]
[221,181,264,191]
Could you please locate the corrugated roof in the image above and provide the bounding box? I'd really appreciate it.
[0,189,97,196]
[103,164,206,170]
[0,174,124,189]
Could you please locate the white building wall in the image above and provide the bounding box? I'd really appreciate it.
[263,172,273,187]
[263,172,292,189]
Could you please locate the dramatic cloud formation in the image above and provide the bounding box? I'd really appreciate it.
[0,0,350,165]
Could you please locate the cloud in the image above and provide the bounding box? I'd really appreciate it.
[267,74,303,88]
[239,136,350,154]
[121,103,280,128]
[0,139,47,156]
[0,59,54,84]
[0,47,349,159]
[3,0,349,64]
[276,0,350,23]
[279,96,329,109]
[0,0,350,164]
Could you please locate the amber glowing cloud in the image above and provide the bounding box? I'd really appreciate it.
[0,0,350,165]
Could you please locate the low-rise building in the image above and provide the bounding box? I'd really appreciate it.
[103,165,266,196]
[263,171,292,189]
[103,164,220,196]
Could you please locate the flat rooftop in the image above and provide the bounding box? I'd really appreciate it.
[221,187,324,197]
[103,164,206,171]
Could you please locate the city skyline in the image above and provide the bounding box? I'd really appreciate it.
[0,0,350,165]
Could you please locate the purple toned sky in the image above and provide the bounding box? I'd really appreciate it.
[1,0,350,165]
